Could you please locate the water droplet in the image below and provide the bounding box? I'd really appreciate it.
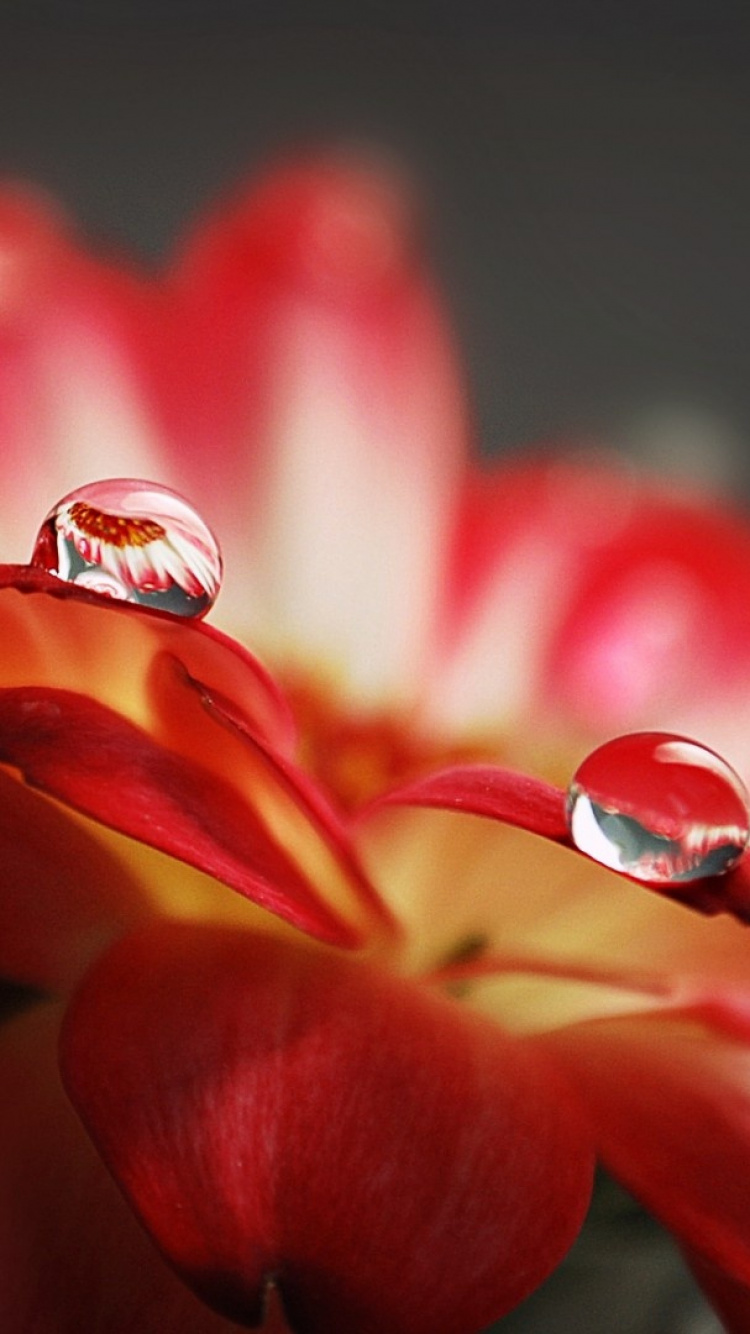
[30,479,223,618]
[567,732,750,883]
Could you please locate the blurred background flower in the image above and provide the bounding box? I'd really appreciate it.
[2,1,750,484]
[2,2,749,1330]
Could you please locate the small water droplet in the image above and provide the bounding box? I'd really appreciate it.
[567,732,750,883]
[31,479,223,618]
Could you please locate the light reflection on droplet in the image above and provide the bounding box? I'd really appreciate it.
[30,478,223,618]
[567,731,750,884]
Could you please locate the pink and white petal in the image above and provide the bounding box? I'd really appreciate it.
[423,455,640,742]
[0,1004,250,1334]
[61,920,594,1334]
[170,154,469,697]
[538,1007,750,1287]
[545,480,750,759]
[0,187,178,564]
[424,455,750,761]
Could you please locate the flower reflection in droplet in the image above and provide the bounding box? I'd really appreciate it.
[31,478,223,619]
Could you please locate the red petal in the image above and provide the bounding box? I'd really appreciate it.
[540,1007,750,1287]
[0,765,156,990]
[0,684,376,949]
[0,1004,249,1334]
[360,762,570,841]
[61,922,594,1334]
[683,1247,750,1334]
[0,573,392,947]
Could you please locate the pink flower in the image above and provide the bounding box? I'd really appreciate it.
[1,154,750,1332]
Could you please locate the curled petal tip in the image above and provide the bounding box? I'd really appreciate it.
[178,150,421,305]
[359,763,570,843]
[361,757,750,930]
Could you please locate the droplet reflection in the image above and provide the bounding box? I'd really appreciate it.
[567,732,750,883]
[31,479,223,618]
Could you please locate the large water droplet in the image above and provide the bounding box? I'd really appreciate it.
[567,732,750,883]
[31,479,223,618]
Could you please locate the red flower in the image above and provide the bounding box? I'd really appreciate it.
[1,154,749,1331]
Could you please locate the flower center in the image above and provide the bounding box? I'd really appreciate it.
[68,501,166,549]
[283,674,495,813]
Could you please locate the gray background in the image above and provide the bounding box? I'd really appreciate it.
[1,1,749,478]
[0,3,744,1329]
